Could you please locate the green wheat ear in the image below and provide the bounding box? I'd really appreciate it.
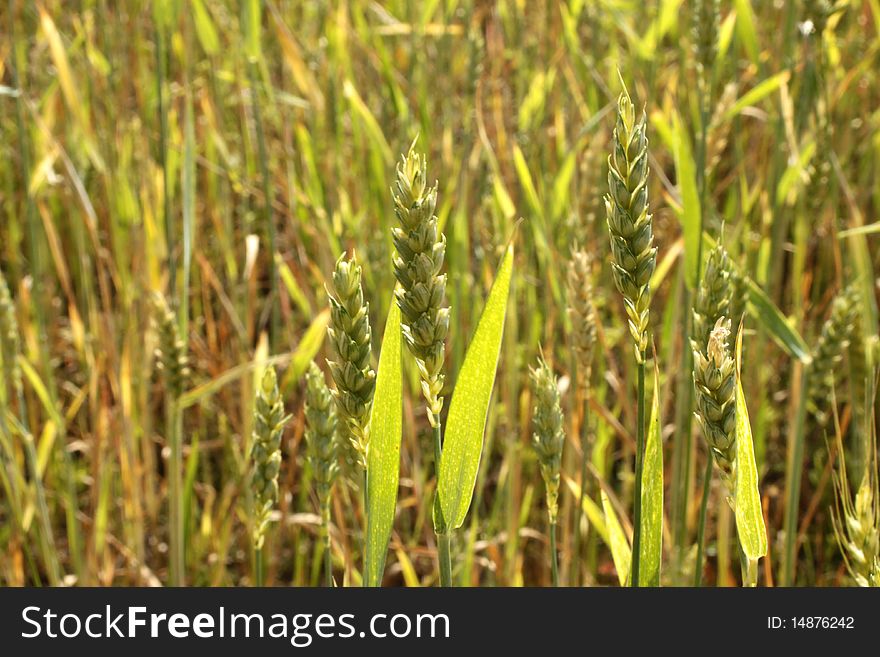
[605,87,656,363]
[693,317,737,493]
[326,251,375,469]
[692,244,732,350]
[250,366,290,550]
[151,292,190,397]
[808,285,859,425]
[567,249,597,391]
[305,361,339,526]
[391,142,449,426]
[530,356,565,524]
[692,0,719,91]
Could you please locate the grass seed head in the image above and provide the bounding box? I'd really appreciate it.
[706,82,738,178]
[693,317,737,491]
[693,0,720,86]
[567,249,598,391]
[151,292,189,398]
[327,251,375,469]
[250,366,289,549]
[605,86,656,363]
[530,356,565,523]
[808,285,859,425]
[693,244,733,349]
[391,143,449,425]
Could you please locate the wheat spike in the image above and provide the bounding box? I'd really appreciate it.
[605,86,656,363]
[531,356,566,524]
[250,366,289,550]
[391,142,449,426]
[327,252,375,469]
[693,317,737,492]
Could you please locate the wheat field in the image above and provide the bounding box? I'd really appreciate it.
[0,0,878,587]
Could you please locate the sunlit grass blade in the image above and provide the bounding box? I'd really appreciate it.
[438,245,514,531]
[364,301,403,587]
[601,490,631,587]
[745,278,811,363]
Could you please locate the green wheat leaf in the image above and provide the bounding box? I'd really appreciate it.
[438,245,514,531]
[601,490,632,587]
[639,361,663,586]
[364,300,403,587]
[733,323,768,562]
[190,0,219,55]
[745,278,811,363]
[672,112,700,291]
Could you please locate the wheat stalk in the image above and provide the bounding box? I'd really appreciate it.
[606,82,656,587]
[151,292,189,585]
[390,141,453,585]
[566,248,598,584]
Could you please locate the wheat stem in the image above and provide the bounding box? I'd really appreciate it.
[255,546,264,587]
[632,357,646,587]
[693,453,714,586]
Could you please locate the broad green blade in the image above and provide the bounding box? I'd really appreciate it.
[724,72,790,121]
[672,112,700,291]
[733,0,760,64]
[745,278,811,363]
[190,0,220,55]
[438,245,514,531]
[601,490,632,587]
[639,363,663,587]
[733,324,768,563]
[512,145,543,222]
[364,301,403,587]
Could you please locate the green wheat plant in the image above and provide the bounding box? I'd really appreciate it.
[4,0,879,591]
[784,284,859,585]
[390,143,452,582]
[566,248,597,585]
[693,317,767,585]
[605,83,657,587]
[152,292,189,586]
[391,142,514,586]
